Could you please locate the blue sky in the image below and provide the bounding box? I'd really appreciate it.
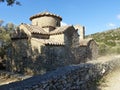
[0,0,120,35]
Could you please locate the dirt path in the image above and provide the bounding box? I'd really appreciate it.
[97,68,120,90]
[96,55,120,90]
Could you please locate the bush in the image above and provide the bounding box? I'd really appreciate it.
[105,40,116,47]
[98,43,108,55]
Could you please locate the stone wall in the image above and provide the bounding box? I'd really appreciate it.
[6,39,76,75]
[42,45,75,69]
[0,70,31,85]
[72,41,98,63]
[6,27,97,75]
[49,34,64,43]
[1,57,120,90]
[6,37,97,75]
[31,16,61,27]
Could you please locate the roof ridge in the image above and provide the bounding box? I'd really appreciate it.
[23,24,33,32]
[29,11,62,21]
[30,25,49,34]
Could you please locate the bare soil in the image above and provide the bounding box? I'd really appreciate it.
[97,68,120,90]
[87,54,120,90]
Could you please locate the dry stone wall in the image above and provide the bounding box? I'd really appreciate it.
[1,57,120,90]
[6,39,76,75]
[0,70,31,84]
[6,25,98,75]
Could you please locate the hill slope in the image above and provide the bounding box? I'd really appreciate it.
[86,27,120,55]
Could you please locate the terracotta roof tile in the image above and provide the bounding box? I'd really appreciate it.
[32,38,64,46]
[22,24,48,35]
[44,39,64,45]
[30,11,62,21]
[80,38,93,46]
[50,26,73,35]
[22,24,73,35]
[30,25,48,34]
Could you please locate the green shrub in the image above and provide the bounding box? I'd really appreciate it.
[98,43,108,55]
[105,41,116,47]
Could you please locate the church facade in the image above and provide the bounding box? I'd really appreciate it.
[6,12,98,75]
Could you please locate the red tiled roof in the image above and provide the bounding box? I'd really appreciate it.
[30,25,48,34]
[50,26,73,35]
[29,11,62,21]
[80,38,94,46]
[44,39,64,45]
[32,38,64,46]
[22,24,73,35]
[22,24,48,35]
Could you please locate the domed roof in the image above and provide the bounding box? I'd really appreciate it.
[29,11,62,21]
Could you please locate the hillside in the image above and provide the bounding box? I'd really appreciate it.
[86,27,120,55]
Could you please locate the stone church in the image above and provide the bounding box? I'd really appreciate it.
[6,11,98,75]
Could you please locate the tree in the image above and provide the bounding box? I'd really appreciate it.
[0,0,20,6]
[5,23,15,31]
[0,22,16,59]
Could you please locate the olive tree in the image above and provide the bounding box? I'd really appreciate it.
[0,0,20,6]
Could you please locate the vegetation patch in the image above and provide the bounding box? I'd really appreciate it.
[86,27,120,55]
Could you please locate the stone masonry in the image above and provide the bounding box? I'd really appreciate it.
[1,56,120,90]
[6,11,98,75]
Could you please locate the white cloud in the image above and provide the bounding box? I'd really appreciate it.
[117,14,120,20]
[61,22,67,26]
[106,23,116,27]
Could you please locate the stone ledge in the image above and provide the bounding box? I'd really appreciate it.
[0,57,120,90]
